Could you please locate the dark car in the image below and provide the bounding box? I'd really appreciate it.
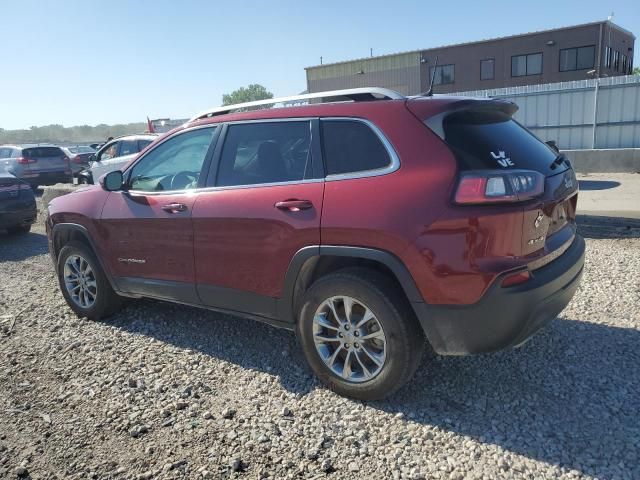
[0,144,72,188]
[61,146,96,175]
[46,88,584,400]
[0,171,37,234]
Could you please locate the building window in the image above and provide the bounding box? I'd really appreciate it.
[511,53,543,77]
[480,58,495,80]
[605,46,612,68]
[629,57,634,74]
[559,45,595,71]
[429,64,455,85]
[622,54,627,74]
[613,50,620,71]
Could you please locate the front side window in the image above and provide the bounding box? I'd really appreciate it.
[321,120,391,176]
[429,64,455,85]
[480,59,494,80]
[129,127,216,191]
[98,141,119,161]
[216,121,311,187]
[512,53,543,76]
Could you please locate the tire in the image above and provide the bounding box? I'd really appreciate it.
[57,241,123,320]
[7,225,31,235]
[297,268,425,400]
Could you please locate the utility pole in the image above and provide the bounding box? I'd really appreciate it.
[370,48,373,57]
[320,56,323,65]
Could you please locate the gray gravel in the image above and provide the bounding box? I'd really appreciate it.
[0,218,638,480]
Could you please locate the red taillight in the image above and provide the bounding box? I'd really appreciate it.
[454,170,545,205]
[501,270,531,287]
[73,155,82,163]
[62,155,70,163]
[17,157,37,164]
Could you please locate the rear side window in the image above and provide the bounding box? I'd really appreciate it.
[0,148,12,158]
[23,147,64,158]
[216,121,311,187]
[119,139,138,156]
[138,139,153,151]
[321,120,391,176]
[442,110,561,175]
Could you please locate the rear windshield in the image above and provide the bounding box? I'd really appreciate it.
[23,147,64,158]
[442,110,564,175]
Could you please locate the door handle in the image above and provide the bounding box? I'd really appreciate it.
[162,203,188,213]
[275,199,313,212]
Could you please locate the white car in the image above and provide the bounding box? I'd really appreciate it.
[80,134,157,184]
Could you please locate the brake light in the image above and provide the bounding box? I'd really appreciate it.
[72,155,82,163]
[17,157,36,164]
[455,170,544,205]
[501,270,531,287]
[62,155,70,163]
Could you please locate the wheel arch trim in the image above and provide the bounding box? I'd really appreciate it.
[51,223,117,289]
[278,245,424,324]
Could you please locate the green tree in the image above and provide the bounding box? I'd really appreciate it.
[633,67,640,75]
[222,84,273,106]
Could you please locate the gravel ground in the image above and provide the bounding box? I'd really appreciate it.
[0,216,639,480]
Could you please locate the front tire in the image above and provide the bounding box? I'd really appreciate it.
[297,268,425,400]
[57,241,123,320]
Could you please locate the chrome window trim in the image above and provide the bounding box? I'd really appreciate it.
[124,124,220,194]
[125,178,325,197]
[321,117,400,182]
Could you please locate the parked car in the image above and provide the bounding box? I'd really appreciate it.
[0,144,72,188]
[0,170,37,234]
[46,88,584,400]
[61,145,96,175]
[78,134,157,184]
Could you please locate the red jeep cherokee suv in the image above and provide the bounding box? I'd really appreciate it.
[46,88,584,400]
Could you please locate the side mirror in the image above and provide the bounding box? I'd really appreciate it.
[545,140,560,153]
[100,170,124,191]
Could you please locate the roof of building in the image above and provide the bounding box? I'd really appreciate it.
[305,20,635,70]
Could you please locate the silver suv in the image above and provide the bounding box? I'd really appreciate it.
[0,145,71,188]
[79,134,157,184]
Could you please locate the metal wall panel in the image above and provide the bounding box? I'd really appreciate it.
[452,75,640,149]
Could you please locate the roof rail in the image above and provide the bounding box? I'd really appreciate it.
[188,87,405,123]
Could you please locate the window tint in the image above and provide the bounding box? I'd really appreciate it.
[442,110,561,175]
[480,59,494,80]
[119,139,137,156]
[23,147,64,158]
[138,139,153,151]
[98,142,119,161]
[129,127,215,191]
[605,46,612,68]
[321,120,391,176]
[559,48,577,71]
[429,64,455,85]
[216,121,311,187]
[512,53,542,76]
[0,148,12,158]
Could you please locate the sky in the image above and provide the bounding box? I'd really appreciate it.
[0,0,638,130]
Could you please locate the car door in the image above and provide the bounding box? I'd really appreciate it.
[99,126,218,303]
[91,140,121,179]
[191,120,324,319]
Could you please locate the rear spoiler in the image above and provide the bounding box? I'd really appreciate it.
[406,97,518,140]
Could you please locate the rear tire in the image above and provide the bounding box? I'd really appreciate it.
[57,241,123,320]
[297,268,424,400]
[7,225,31,235]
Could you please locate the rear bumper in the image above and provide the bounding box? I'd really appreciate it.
[0,203,37,229]
[413,235,585,355]
[20,171,71,185]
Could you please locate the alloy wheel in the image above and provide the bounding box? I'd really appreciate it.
[63,254,97,309]
[312,295,387,383]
